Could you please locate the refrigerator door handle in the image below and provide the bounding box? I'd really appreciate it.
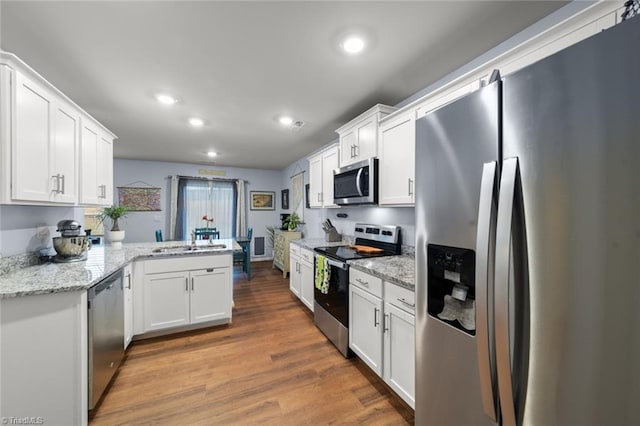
[494,157,519,426]
[475,161,498,422]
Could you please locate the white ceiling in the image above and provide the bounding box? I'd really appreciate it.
[1,1,567,170]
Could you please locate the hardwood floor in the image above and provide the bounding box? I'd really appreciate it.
[90,261,414,425]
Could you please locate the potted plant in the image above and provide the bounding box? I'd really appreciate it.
[284,212,301,231]
[98,205,129,248]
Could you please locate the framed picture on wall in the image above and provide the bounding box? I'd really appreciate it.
[250,191,275,210]
[281,189,289,210]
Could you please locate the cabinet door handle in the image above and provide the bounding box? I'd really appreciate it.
[408,178,414,196]
[185,277,189,292]
[354,144,359,158]
[374,308,380,327]
[355,278,369,287]
[191,277,195,291]
[398,298,415,309]
[384,313,389,332]
[317,192,321,202]
[51,174,60,193]
[126,274,131,289]
[60,174,65,194]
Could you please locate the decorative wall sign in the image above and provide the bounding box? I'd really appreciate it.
[118,184,161,211]
[281,189,289,210]
[250,191,275,210]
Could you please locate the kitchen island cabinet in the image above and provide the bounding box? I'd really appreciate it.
[139,254,232,335]
[0,290,88,425]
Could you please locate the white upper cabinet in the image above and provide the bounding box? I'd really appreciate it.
[80,119,114,206]
[308,143,339,208]
[0,52,115,206]
[336,104,396,168]
[10,70,79,204]
[378,111,415,206]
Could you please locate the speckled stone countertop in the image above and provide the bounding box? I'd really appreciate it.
[348,255,415,291]
[291,238,415,291]
[0,239,240,299]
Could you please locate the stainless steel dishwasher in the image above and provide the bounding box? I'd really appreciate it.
[88,268,124,410]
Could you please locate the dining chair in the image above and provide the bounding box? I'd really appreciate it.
[234,227,253,280]
[194,227,220,240]
[155,229,163,242]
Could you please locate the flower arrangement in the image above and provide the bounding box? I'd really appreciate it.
[202,215,214,229]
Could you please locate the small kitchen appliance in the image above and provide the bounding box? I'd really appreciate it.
[52,219,90,262]
[313,223,401,356]
[333,158,378,205]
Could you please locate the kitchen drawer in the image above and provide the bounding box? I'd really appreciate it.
[350,268,382,298]
[299,248,314,265]
[143,254,230,274]
[290,244,300,257]
[384,282,415,314]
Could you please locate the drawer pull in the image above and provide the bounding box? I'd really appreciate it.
[397,298,415,308]
[355,278,369,287]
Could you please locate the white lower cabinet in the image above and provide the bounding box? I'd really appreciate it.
[136,254,232,336]
[349,283,384,375]
[349,269,415,408]
[289,245,315,311]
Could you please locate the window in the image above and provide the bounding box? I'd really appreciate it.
[180,180,235,239]
[83,207,104,236]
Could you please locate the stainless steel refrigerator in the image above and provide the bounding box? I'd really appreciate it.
[415,17,640,426]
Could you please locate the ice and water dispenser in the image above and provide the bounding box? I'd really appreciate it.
[427,244,476,335]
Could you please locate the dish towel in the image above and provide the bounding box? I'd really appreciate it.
[315,255,330,294]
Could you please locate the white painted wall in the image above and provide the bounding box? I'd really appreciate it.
[113,159,283,258]
[0,205,83,257]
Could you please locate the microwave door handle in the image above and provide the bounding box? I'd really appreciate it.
[355,168,364,196]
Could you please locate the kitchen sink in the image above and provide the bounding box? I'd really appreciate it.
[152,244,226,253]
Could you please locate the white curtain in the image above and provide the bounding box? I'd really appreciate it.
[169,175,179,240]
[235,179,246,236]
[183,180,235,238]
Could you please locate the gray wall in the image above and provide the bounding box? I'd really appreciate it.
[280,153,416,245]
[113,158,283,258]
[0,205,83,256]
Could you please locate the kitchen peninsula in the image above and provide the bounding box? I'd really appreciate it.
[0,240,239,425]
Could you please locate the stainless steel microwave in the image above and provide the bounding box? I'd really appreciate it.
[333,158,378,205]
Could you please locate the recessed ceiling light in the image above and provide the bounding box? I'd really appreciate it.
[207,151,217,157]
[155,93,177,105]
[189,117,204,127]
[279,116,293,126]
[341,36,365,55]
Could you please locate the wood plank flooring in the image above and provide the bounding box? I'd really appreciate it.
[90,261,414,425]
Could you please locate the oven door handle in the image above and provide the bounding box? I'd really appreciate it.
[324,257,348,271]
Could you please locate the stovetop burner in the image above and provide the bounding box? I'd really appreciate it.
[314,245,397,261]
[314,223,402,261]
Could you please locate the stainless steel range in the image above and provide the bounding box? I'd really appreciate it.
[313,223,401,357]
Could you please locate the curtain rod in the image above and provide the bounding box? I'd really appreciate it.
[168,175,247,183]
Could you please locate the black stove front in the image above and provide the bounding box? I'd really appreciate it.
[313,224,401,357]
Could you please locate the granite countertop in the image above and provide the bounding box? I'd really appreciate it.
[0,239,240,299]
[348,255,415,291]
[292,238,415,291]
